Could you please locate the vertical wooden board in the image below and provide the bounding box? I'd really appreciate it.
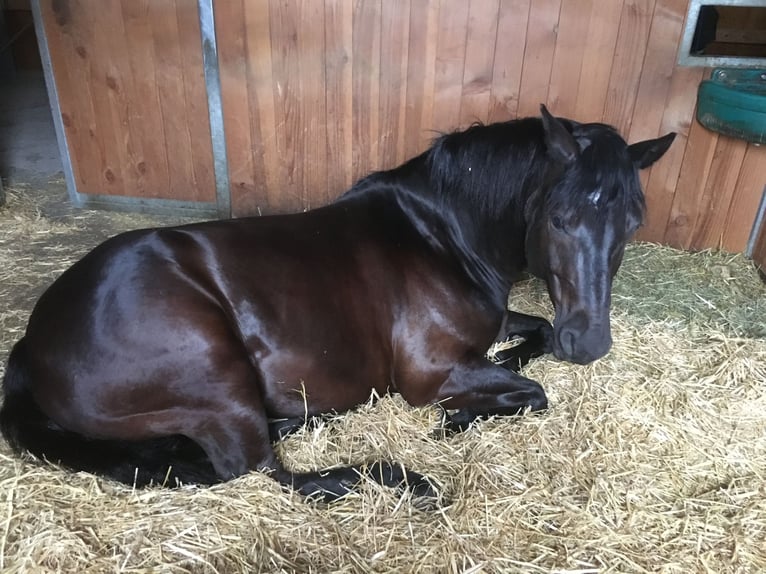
[628,0,685,196]
[721,145,766,253]
[120,0,171,197]
[149,0,197,197]
[91,0,144,197]
[244,0,282,215]
[42,0,214,203]
[602,0,656,134]
[573,0,623,121]
[487,0,530,122]
[40,0,104,191]
[403,0,440,157]
[546,0,591,117]
[215,0,258,215]
[516,0,561,119]
[324,0,354,195]
[663,117,719,249]
[430,0,470,132]
[175,0,216,202]
[458,0,500,126]
[296,0,327,209]
[352,0,382,181]
[637,65,705,243]
[50,0,127,195]
[689,136,748,250]
[626,0,685,147]
[76,0,128,195]
[379,0,411,170]
[269,0,307,211]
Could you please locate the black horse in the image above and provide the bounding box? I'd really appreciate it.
[0,106,674,500]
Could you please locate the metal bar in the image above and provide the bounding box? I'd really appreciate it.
[746,185,766,258]
[74,193,220,218]
[197,0,232,218]
[30,0,81,208]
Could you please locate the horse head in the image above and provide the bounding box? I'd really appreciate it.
[525,105,675,365]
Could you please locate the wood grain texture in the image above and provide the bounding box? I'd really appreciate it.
[573,0,624,120]
[487,0,530,122]
[403,0,440,156]
[211,0,764,252]
[458,0,500,126]
[689,136,748,250]
[546,0,591,117]
[39,0,762,252]
[430,0,471,132]
[722,146,766,253]
[516,0,561,118]
[636,65,705,243]
[324,0,354,197]
[216,0,257,214]
[379,0,411,169]
[664,116,719,249]
[603,0,657,136]
[352,0,382,181]
[40,0,215,202]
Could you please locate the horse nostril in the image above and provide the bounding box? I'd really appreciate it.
[566,331,576,352]
[558,328,577,357]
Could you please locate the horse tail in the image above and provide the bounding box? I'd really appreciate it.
[0,338,219,487]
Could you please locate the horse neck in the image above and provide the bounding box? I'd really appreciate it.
[344,138,548,303]
[427,150,549,293]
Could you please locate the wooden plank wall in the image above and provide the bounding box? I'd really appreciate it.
[39,0,215,202]
[215,0,766,253]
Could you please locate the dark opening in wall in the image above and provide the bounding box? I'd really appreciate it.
[680,1,766,68]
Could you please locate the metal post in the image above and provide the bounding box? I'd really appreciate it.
[746,185,766,258]
[197,0,232,218]
[30,0,81,208]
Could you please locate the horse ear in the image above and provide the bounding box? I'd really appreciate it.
[627,132,676,169]
[540,104,579,165]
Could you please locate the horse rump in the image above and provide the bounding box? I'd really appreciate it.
[0,338,219,487]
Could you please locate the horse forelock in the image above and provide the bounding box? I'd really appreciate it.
[548,124,646,225]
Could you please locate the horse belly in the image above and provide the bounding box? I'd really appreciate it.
[255,344,391,418]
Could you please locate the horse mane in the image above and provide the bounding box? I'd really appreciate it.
[424,118,550,220]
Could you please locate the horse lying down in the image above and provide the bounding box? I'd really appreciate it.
[0,106,674,501]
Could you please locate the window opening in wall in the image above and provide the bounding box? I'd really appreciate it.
[680,1,766,68]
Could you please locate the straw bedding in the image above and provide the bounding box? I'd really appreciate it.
[0,183,764,573]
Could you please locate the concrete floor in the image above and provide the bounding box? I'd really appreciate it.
[0,69,63,201]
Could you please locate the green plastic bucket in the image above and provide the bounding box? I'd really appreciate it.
[696,68,766,144]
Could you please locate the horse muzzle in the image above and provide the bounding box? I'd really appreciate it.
[552,311,612,365]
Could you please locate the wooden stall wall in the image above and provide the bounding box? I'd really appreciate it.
[215,0,766,253]
[38,0,216,203]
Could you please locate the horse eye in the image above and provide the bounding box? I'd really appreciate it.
[550,215,565,231]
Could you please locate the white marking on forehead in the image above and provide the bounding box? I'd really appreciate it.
[589,188,602,206]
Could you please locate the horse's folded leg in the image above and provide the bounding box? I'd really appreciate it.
[429,354,549,436]
[362,460,439,499]
[273,461,439,503]
[268,416,306,441]
[493,333,552,372]
[496,311,554,354]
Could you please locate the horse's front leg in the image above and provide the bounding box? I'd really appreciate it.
[491,310,553,372]
[431,353,548,433]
